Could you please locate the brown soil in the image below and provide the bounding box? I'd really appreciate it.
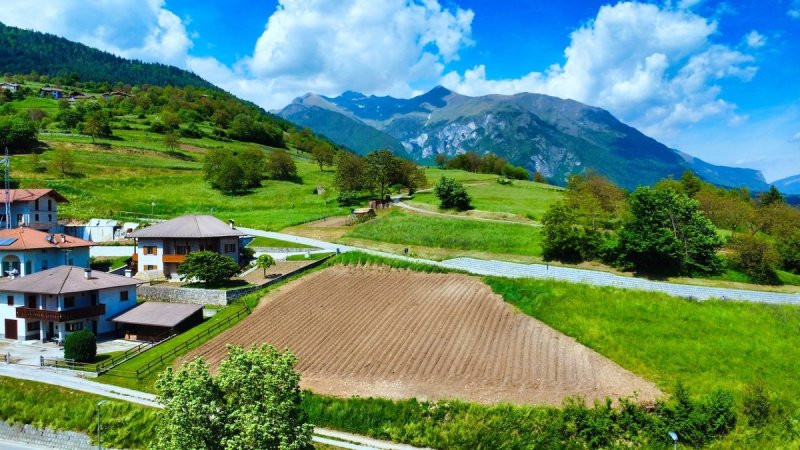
[182,265,661,406]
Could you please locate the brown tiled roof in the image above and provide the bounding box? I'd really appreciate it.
[0,227,94,250]
[0,189,68,203]
[128,215,244,239]
[110,302,202,327]
[0,266,142,295]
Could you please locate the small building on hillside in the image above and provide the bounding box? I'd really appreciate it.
[127,215,244,281]
[111,302,203,341]
[39,87,64,99]
[0,266,142,341]
[0,188,68,232]
[0,227,93,277]
[0,82,20,92]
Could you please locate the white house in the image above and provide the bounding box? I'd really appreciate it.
[0,266,142,341]
[128,215,244,280]
[0,227,93,277]
[0,189,67,232]
[0,82,20,92]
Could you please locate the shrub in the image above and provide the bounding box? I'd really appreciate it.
[177,251,241,286]
[743,381,771,427]
[336,190,360,206]
[728,234,781,285]
[63,328,96,363]
[434,176,472,211]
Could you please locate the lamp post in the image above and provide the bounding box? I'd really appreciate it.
[668,431,678,450]
[97,400,108,450]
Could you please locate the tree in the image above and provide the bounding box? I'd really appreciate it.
[82,110,111,143]
[216,158,246,194]
[63,328,96,363]
[311,142,335,171]
[533,171,548,184]
[728,235,781,285]
[434,152,447,169]
[0,114,37,150]
[364,149,401,199]
[758,185,785,207]
[617,187,722,276]
[434,176,472,211]
[177,251,241,286]
[163,130,180,151]
[398,159,427,195]
[256,253,275,278]
[238,148,266,188]
[51,147,76,177]
[334,151,366,192]
[155,345,313,450]
[267,149,297,181]
[542,202,584,263]
[680,170,703,197]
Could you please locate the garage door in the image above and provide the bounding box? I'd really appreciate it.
[4,319,17,340]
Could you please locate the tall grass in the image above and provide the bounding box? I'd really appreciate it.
[330,251,460,273]
[346,210,543,256]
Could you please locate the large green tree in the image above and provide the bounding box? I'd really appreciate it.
[267,149,297,181]
[617,187,722,276]
[364,149,401,199]
[542,201,584,263]
[434,176,472,211]
[177,251,240,286]
[155,345,313,450]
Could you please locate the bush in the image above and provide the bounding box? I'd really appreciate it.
[728,235,781,285]
[337,190,360,206]
[63,328,96,363]
[743,381,771,427]
[434,176,472,211]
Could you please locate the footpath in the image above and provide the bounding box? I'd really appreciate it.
[240,227,800,305]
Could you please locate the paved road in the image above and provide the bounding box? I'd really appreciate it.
[0,365,427,450]
[0,439,49,450]
[240,227,800,305]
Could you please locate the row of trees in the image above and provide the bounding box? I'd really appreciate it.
[434,151,530,180]
[334,149,427,205]
[542,171,800,283]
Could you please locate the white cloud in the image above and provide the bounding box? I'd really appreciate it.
[791,131,800,142]
[0,0,192,66]
[745,30,766,48]
[226,0,474,109]
[441,2,757,144]
[790,0,800,19]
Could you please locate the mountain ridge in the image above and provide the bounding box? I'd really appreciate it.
[280,87,769,191]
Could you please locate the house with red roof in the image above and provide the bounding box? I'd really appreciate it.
[0,227,93,277]
[0,189,68,232]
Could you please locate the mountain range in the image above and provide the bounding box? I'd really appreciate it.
[279,86,777,191]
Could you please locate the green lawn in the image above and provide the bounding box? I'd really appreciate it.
[287,251,335,261]
[345,210,543,257]
[249,235,316,248]
[410,178,563,221]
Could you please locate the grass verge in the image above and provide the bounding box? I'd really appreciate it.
[0,377,158,449]
[248,236,316,248]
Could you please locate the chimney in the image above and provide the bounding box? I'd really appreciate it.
[124,269,132,278]
[229,219,234,229]
[84,268,91,279]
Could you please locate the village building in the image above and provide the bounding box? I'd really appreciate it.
[0,188,67,232]
[128,215,244,280]
[0,266,142,342]
[0,82,20,92]
[111,302,203,341]
[0,227,93,277]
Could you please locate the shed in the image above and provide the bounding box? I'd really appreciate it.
[85,218,119,242]
[110,302,203,341]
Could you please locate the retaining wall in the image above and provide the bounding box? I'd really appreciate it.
[0,422,94,450]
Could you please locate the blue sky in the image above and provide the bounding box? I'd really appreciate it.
[1,0,798,181]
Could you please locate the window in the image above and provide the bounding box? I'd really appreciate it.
[224,243,236,253]
[25,261,31,275]
[65,322,83,332]
[6,295,13,306]
[48,199,52,211]
[144,264,157,271]
[48,214,52,222]
[35,199,39,210]
[64,296,75,308]
[34,214,39,222]
[41,260,48,270]
[120,290,129,301]
[175,245,189,255]
[26,296,36,308]
[143,246,157,255]
[16,214,22,225]
[26,321,40,332]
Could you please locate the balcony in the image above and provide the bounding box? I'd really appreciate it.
[16,304,106,322]
[162,254,187,264]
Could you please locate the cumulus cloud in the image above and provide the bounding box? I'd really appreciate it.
[0,0,192,66]
[221,0,474,109]
[441,2,757,143]
[745,30,766,48]
[790,0,800,19]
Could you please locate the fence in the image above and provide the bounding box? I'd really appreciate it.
[127,304,250,380]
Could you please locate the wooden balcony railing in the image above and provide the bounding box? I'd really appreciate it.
[16,304,106,322]
[162,254,187,264]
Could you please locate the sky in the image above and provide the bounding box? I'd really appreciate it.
[1,0,798,182]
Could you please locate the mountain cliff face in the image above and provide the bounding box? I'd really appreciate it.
[279,86,768,191]
[774,174,800,195]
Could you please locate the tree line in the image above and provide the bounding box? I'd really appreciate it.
[542,171,800,284]
[434,151,532,180]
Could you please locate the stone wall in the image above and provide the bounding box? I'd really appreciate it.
[0,422,94,450]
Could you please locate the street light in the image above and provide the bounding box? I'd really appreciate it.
[668,431,679,450]
[97,400,108,450]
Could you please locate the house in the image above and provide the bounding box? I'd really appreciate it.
[39,87,64,99]
[0,266,142,341]
[0,188,68,232]
[0,227,93,277]
[0,82,20,92]
[111,302,203,341]
[127,215,244,280]
[101,91,130,100]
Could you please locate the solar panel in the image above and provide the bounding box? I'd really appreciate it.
[0,238,17,246]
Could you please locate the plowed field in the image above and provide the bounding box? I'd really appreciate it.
[182,265,661,405]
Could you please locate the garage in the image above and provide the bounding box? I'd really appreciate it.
[110,302,203,341]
